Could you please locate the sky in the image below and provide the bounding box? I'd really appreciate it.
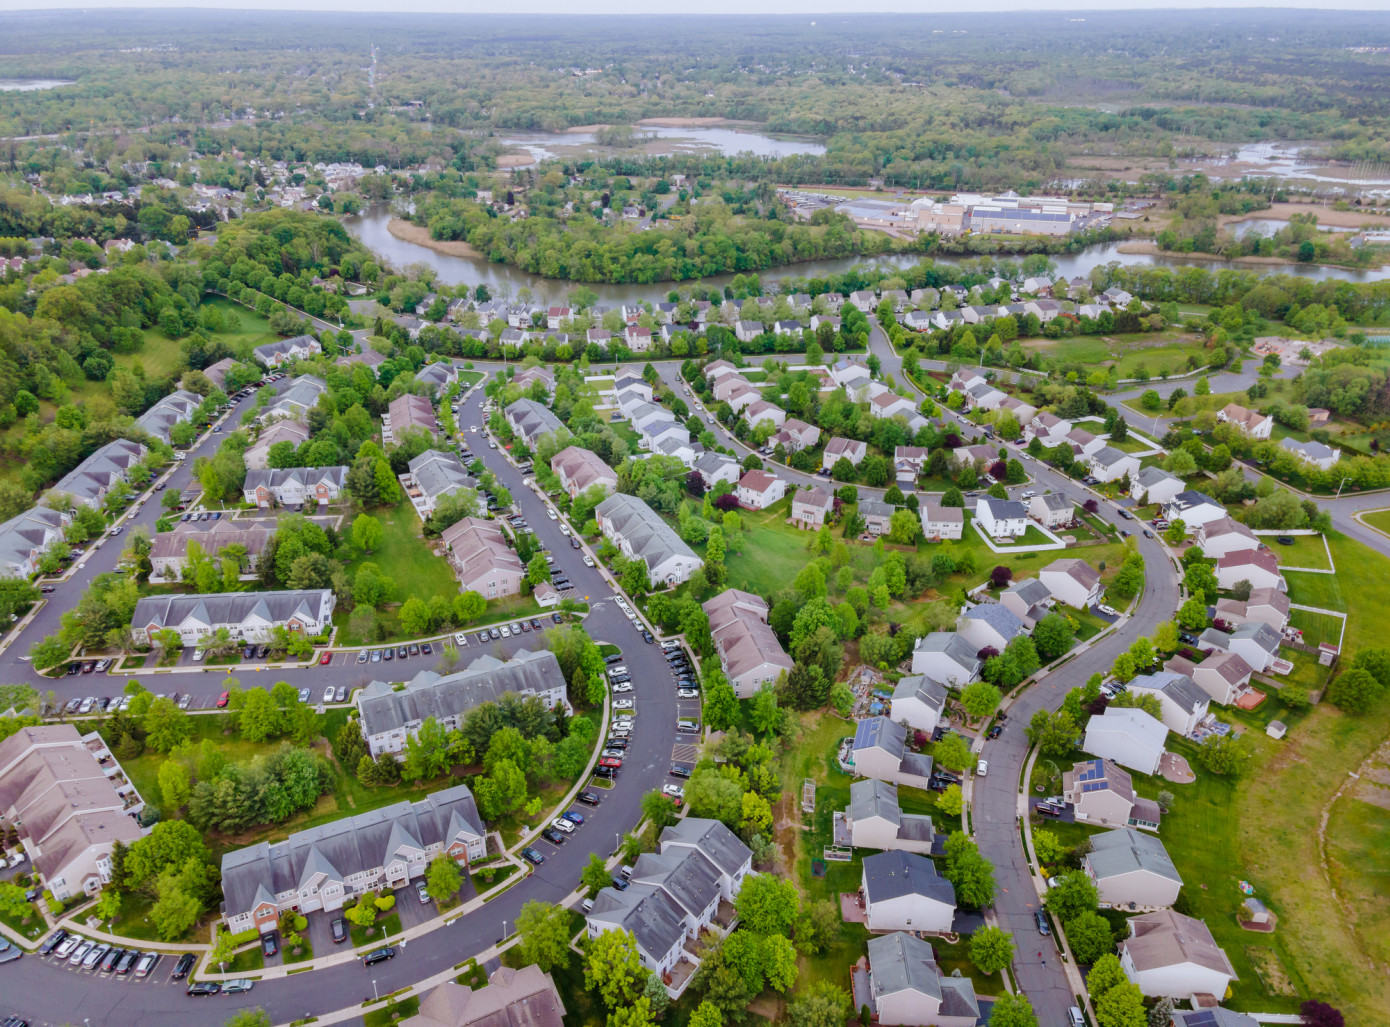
[1,0,1385,11]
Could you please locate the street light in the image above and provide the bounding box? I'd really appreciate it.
[372,979,379,1002]
[1336,476,1351,499]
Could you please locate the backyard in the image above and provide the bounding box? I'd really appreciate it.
[1268,533,1332,571]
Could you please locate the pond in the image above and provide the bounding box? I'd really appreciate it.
[495,123,826,164]
[0,78,74,91]
[344,206,1390,306]
[1228,218,1352,239]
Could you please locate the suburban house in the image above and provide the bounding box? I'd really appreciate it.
[1200,622,1281,672]
[1164,652,1253,707]
[1214,588,1289,633]
[0,725,145,902]
[401,965,565,1027]
[744,399,787,430]
[869,391,920,423]
[693,451,741,490]
[858,500,894,538]
[712,373,754,404]
[999,395,1037,425]
[1172,1010,1258,1027]
[910,633,982,687]
[703,590,794,699]
[0,506,71,578]
[963,381,1006,412]
[335,348,388,374]
[1029,492,1073,529]
[850,717,935,790]
[839,779,936,855]
[135,388,203,443]
[1000,578,1053,628]
[1083,707,1168,776]
[1126,672,1211,736]
[1029,412,1073,445]
[861,850,956,934]
[403,450,476,518]
[46,439,148,509]
[1067,428,1106,457]
[440,517,524,599]
[586,819,751,986]
[220,784,486,935]
[736,470,787,510]
[1090,446,1141,484]
[1084,828,1183,909]
[703,359,740,382]
[1196,517,1260,559]
[773,418,820,452]
[950,444,997,470]
[504,398,567,447]
[252,333,321,368]
[957,603,1026,653]
[149,519,276,582]
[791,486,834,530]
[1214,549,1285,592]
[975,497,1028,538]
[823,437,867,472]
[201,357,240,391]
[414,362,457,394]
[512,366,557,394]
[888,675,948,735]
[1119,909,1237,1000]
[245,420,311,470]
[893,447,931,485]
[258,375,328,426]
[1040,557,1103,609]
[1163,491,1227,530]
[551,446,618,499]
[1279,437,1340,471]
[864,932,979,1027]
[243,466,347,507]
[131,589,336,647]
[596,493,703,586]
[1062,758,1162,829]
[918,502,964,541]
[356,650,568,757]
[387,393,440,440]
[1217,403,1273,439]
[1131,466,1185,507]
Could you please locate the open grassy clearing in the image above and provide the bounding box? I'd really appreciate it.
[1360,507,1390,536]
[1268,533,1331,570]
[1026,331,1213,379]
[1322,743,1390,968]
[1287,608,1344,649]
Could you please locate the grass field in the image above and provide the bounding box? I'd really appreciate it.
[1026,332,1210,380]
[1287,608,1345,649]
[1268,534,1332,570]
[1361,508,1390,536]
[1323,750,1390,968]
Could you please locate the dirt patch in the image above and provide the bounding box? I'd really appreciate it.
[496,153,534,169]
[1218,201,1390,230]
[386,218,484,258]
[1244,946,1298,996]
[747,995,786,1021]
[1115,240,1306,266]
[637,117,730,128]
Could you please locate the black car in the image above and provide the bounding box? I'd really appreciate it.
[551,612,562,623]
[422,642,433,655]
[610,875,630,891]
[363,947,395,966]
[396,646,408,659]
[1179,632,1200,646]
[592,765,617,779]
[242,645,256,658]
[172,952,196,979]
[100,947,125,973]
[331,917,347,944]
[641,631,654,643]
[540,827,566,844]
[605,738,629,749]
[531,618,542,630]
[408,643,420,656]
[570,537,581,549]
[261,932,279,957]
[1034,910,1051,936]
[187,982,222,996]
[577,792,601,806]
[1034,802,1062,817]
[520,847,545,865]
[670,765,691,778]
[38,930,67,956]
[604,654,624,664]
[986,725,1003,740]
[114,950,138,975]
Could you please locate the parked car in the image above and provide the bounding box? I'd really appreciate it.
[186,982,221,997]
[133,952,159,978]
[323,686,336,703]
[336,685,347,702]
[296,688,310,703]
[416,881,430,904]
[976,759,988,777]
[609,875,629,891]
[223,979,254,995]
[520,847,545,866]
[261,932,279,957]
[363,947,395,966]
[37,930,67,956]
[577,792,601,806]
[670,765,692,778]
[172,952,196,979]
[1034,910,1051,935]
[115,950,139,975]
[98,946,123,973]
[540,827,565,844]
[53,935,81,960]
[662,784,684,798]
[331,917,347,944]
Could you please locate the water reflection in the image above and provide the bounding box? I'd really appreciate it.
[496,124,826,163]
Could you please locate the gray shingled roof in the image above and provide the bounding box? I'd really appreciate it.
[588,883,687,964]
[854,716,907,759]
[48,439,147,505]
[862,850,956,907]
[253,334,318,363]
[595,493,698,575]
[962,603,1025,642]
[850,778,902,828]
[1129,671,1208,714]
[913,632,982,676]
[629,848,722,920]
[978,496,1028,520]
[135,389,202,442]
[1086,827,1182,885]
[244,466,347,493]
[132,589,332,633]
[409,449,475,501]
[0,506,68,575]
[505,398,566,443]
[1004,578,1052,608]
[658,817,752,877]
[891,674,947,714]
[1136,465,1180,489]
[1091,445,1131,469]
[868,930,979,1020]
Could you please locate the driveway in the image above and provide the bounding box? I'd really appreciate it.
[393,885,435,930]
[304,909,341,955]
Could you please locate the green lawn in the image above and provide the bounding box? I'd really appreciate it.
[364,995,421,1027]
[1360,507,1390,536]
[456,370,486,390]
[0,900,45,943]
[225,945,265,974]
[1323,761,1390,967]
[1269,534,1331,570]
[1105,434,1156,453]
[350,911,403,948]
[1283,572,1345,614]
[1287,608,1344,649]
[719,499,812,595]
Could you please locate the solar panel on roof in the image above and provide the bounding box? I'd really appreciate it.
[1183,1012,1218,1027]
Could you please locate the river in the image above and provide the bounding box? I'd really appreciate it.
[497,124,826,163]
[343,206,1390,305]
[0,78,73,91]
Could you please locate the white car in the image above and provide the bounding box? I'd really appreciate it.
[323,686,335,703]
[612,682,633,693]
[192,648,206,662]
[613,699,634,709]
[469,426,478,433]
[976,759,988,777]
[454,632,469,646]
[583,555,595,567]
[662,784,684,798]
[550,817,575,834]
[500,625,511,637]
[546,509,557,520]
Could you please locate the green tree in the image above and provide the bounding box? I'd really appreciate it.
[1327,667,1383,714]
[960,680,1002,720]
[688,1003,723,1027]
[516,900,573,972]
[1044,872,1099,921]
[969,925,1015,974]
[1094,981,1147,1027]
[581,853,612,896]
[425,854,463,903]
[786,981,851,1027]
[734,873,801,935]
[585,928,646,1008]
[1087,953,1129,1004]
[943,832,996,908]
[144,696,192,753]
[933,732,973,772]
[352,514,383,553]
[1065,910,1116,964]
[989,994,1039,1027]
[939,783,964,816]
[1031,612,1074,660]
[223,1010,273,1027]
[748,684,781,736]
[703,681,739,732]
[399,596,432,637]
[158,759,191,811]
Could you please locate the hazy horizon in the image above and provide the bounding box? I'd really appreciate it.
[1,1,1387,13]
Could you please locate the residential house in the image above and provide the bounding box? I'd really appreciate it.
[1000,578,1054,629]
[1163,491,1226,530]
[253,334,321,368]
[1217,403,1273,439]
[1029,493,1073,529]
[822,437,867,471]
[551,446,618,499]
[135,389,203,443]
[851,717,935,790]
[131,589,336,647]
[201,357,241,391]
[0,725,145,902]
[831,358,873,398]
[1125,672,1210,737]
[244,421,310,470]
[975,497,1028,538]
[243,466,346,507]
[957,603,1026,653]
[1062,759,1162,829]
[999,395,1038,425]
[1131,466,1185,507]
[888,675,948,736]
[918,502,963,541]
[848,290,878,311]
[858,500,894,538]
[440,517,524,599]
[149,519,275,581]
[869,391,920,423]
[963,381,1007,412]
[910,633,982,687]
[1199,622,1281,673]
[1164,652,1253,707]
[693,451,741,491]
[1214,550,1284,592]
[1172,1011,1257,1027]
[356,650,567,758]
[659,817,753,902]
[703,590,794,699]
[626,401,671,433]
[893,446,930,485]
[1119,910,1236,1000]
[646,428,694,465]
[1083,707,1168,776]
[220,784,486,934]
[259,375,328,426]
[772,418,820,452]
[841,779,936,854]
[861,850,956,934]
[734,321,763,343]
[46,439,148,509]
[744,399,786,430]
[404,450,476,518]
[595,493,703,586]
[791,486,834,530]
[1195,517,1259,559]
[611,371,649,399]
[387,393,440,440]
[1213,588,1289,633]
[725,384,761,414]
[1040,558,1102,609]
[1067,428,1106,457]
[335,348,388,374]
[504,398,567,448]
[864,932,979,1027]
[415,362,457,393]
[1103,287,1134,307]
[624,325,653,351]
[1090,446,1140,484]
[950,444,997,470]
[1279,437,1341,471]
[1084,828,1183,909]
[1029,412,1073,445]
[401,965,565,1027]
[736,470,787,510]
[712,373,754,404]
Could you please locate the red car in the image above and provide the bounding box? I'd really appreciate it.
[598,757,623,769]
[319,651,332,665]
[667,796,683,809]
[216,691,230,708]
